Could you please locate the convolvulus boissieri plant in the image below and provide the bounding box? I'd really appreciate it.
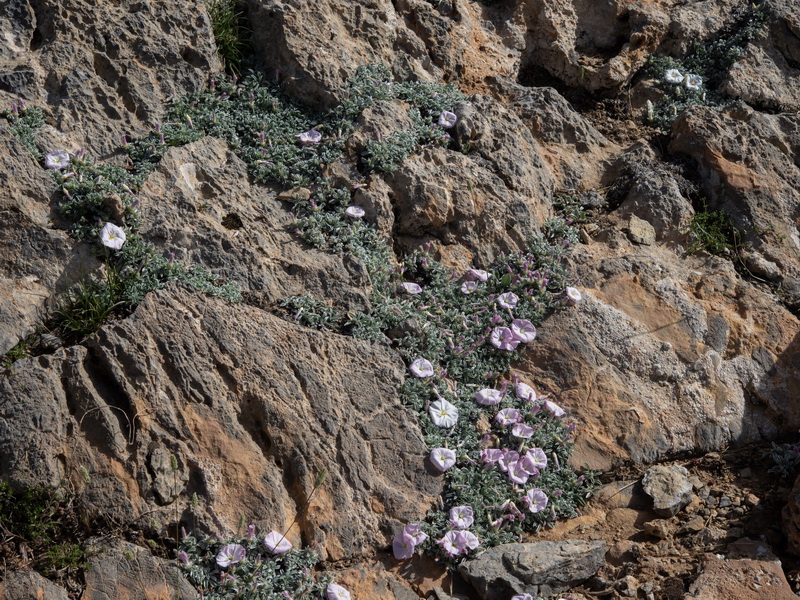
[2,102,45,157]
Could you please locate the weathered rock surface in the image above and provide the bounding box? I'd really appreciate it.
[686,555,797,600]
[642,464,693,517]
[0,0,220,157]
[138,137,371,311]
[457,540,606,599]
[0,129,100,355]
[0,285,440,561]
[81,536,196,600]
[0,570,70,600]
[521,237,799,470]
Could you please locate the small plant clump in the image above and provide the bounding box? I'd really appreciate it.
[686,202,743,256]
[178,527,338,600]
[640,2,769,128]
[206,0,250,74]
[1,102,45,157]
[766,441,800,479]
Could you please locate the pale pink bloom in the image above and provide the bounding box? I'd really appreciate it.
[664,69,683,84]
[438,531,462,556]
[438,110,457,128]
[409,358,434,377]
[100,222,126,250]
[685,74,702,90]
[403,523,428,545]
[495,408,522,426]
[344,206,365,218]
[490,327,520,350]
[264,531,292,554]
[512,595,535,600]
[511,422,535,439]
[449,506,474,529]
[326,583,351,600]
[497,292,518,309]
[544,399,565,417]
[430,399,459,428]
[216,543,246,567]
[297,127,322,144]
[480,448,504,465]
[430,448,457,471]
[525,448,548,470]
[523,488,549,513]
[45,149,70,170]
[566,287,582,303]
[474,388,502,405]
[516,453,541,477]
[498,449,519,472]
[507,460,531,485]
[177,550,189,564]
[515,382,537,402]
[392,531,416,559]
[464,268,489,282]
[461,281,478,294]
[456,530,480,552]
[510,319,536,343]
[402,282,422,294]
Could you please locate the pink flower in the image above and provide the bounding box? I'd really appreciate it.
[177,550,189,565]
[498,450,519,472]
[438,531,462,557]
[430,448,457,472]
[344,206,365,218]
[497,292,518,309]
[297,127,322,145]
[495,408,521,426]
[461,281,478,294]
[409,358,434,377]
[326,583,351,600]
[449,506,474,529]
[525,448,548,470]
[474,388,502,405]
[403,523,428,545]
[511,422,535,439]
[264,531,292,554]
[523,488,549,513]
[515,382,537,402]
[456,530,480,552]
[490,327,520,350]
[544,399,565,417]
[510,319,536,343]
[566,287,582,303]
[480,448,504,465]
[392,531,416,559]
[516,453,541,477]
[507,460,531,485]
[402,282,422,294]
[512,595,535,600]
[216,543,246,567]
[464,268,489,282]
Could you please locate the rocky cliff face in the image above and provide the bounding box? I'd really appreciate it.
[2,0,800,599]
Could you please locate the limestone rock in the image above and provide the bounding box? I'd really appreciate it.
[457,540,606,600]
[81,536,196,600]
[627,215,656,246]
[642,465,693,517]
[686,555,796,600]
[0,0,221,157]
[0,285,441,561]
[138,137,371,311]
[0,571,70,600]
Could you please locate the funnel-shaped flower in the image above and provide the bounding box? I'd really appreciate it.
[664,69,683,84]
[392,531,416,559]
[474,388,502,405]
[449,505,474,529]
[264,531,292,554]
[490,327,519,350]
[510,319,536,343]
[409,358,434,377]
[216,543,246,567]
[100,222,127,250]
[402,282,422,294]
[566,287,582,303]
[438,111,457,128]
[344,206,365,218]
[430,398,458,428]
[297,127,322,144]
[523,488,549,513]
[430,448,456,472]
[497,292,518,309]
[326,583,351,600]
[45,149,70,170]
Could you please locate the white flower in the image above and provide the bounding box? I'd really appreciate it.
[464,269,489,282]
[510,319,536,343]
[515,382,536,402]
[497,292,518,309]
[402,282,423,294]
[297,127,322,145]
[438,110,457,129]
[685,74,702,90]
[326,583,351,600]
[99,222,127,250]
[45,149,70,170]
[430,447,457,471]
[566,287,582,303]
[449,505,474,529]
[344,206,365,218]
[461,281,478,294]
[263,530,292,554]
[664,69,683,84]
[474,388,502,405]
[409,358,434,377]
[430,398,459,428]
[544,398,565,417]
